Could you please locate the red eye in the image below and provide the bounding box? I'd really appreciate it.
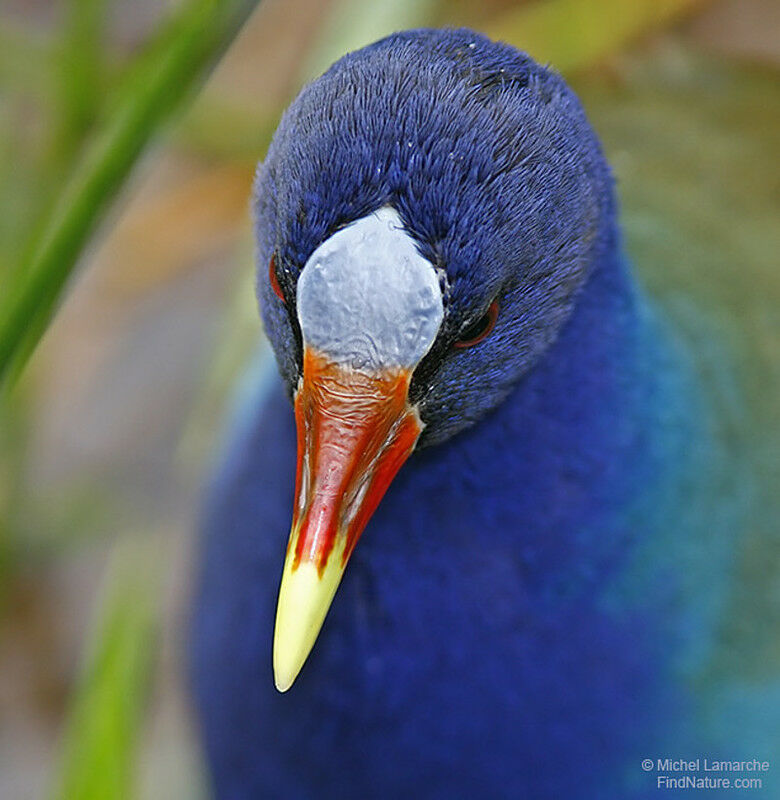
[269,254,285,302]
[454,299,499,348]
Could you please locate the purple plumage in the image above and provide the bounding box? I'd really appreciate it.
[190,29,770,798]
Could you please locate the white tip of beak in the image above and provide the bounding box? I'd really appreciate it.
[273,556,345,692]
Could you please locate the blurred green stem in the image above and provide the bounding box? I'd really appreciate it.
[4,0,112,305]
[0,0,260,387]
[52,539,159,800]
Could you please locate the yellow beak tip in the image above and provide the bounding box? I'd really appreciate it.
[273,558,345,693]
[272,623,309,693]
[273,670,295,693]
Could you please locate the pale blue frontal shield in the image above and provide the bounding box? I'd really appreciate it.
[296,207,444,371]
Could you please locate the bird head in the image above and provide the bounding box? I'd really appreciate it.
[253,29,615,690]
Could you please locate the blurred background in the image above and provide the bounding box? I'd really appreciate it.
[0,0,777,797]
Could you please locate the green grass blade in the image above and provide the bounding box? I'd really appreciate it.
[0,0,260,388]
[51,540,159,800]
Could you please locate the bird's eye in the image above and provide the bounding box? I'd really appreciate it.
[269,254,285,302]
[454,299,499,348]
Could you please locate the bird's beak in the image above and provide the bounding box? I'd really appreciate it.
[273,346,422,691]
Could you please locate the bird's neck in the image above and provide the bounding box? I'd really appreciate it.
[386,241,698,596]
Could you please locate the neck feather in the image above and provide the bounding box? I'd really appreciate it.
[374,241,698,598]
